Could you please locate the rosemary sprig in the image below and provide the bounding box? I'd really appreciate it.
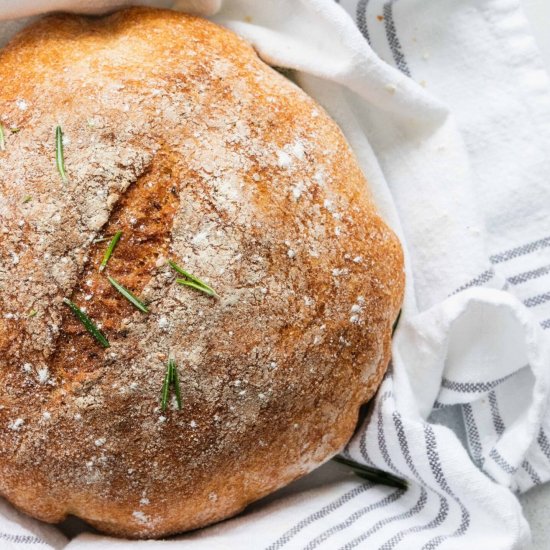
[62,298,110,348]
[169,260,218,298]
[107,276,149,313]
[55,125,68,183]
[0,123,5,151]
[332,456,407,490]
[99,231,122,272]
[161,357,182,411]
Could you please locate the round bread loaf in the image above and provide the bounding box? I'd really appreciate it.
[0,7,404,539]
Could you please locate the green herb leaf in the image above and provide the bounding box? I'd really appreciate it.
[169,260,218,298]
[23,196,32,204]
[332,456,407,490]
[170,357,183,410]
[28,309,37,318]
[107,276,149,313]
[0,123,5,151]
[62,298,110,349]
[10,127,20,134]
[160,357,182,411]
[99,231,122,272]
[175,278,217,297]
[160,360,172,412]
[55,125,68,183]
[392,310,402,335]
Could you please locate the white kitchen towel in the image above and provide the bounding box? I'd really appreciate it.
[1,0,550,548]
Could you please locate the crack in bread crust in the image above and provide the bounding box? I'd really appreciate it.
[0,7,404,538]
[51,148,180,385]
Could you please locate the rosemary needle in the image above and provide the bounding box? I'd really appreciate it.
[169,260,218,298]
[171,358,183,410]
[392,310,402,335]
[107,276,149,313]
[160,357,182,411]
[0,123,5,151]
[99,231,122,272]
[55,125,68,183]
[332,456,407,490]
[160,361,172,412]
[175,278,217,297]
[62,298,110,349]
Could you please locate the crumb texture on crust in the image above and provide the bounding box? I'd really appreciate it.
[0,7,404,539]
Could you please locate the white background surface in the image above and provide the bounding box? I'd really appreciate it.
[516,2,549,548]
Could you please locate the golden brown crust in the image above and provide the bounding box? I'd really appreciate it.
[0,7,404,538]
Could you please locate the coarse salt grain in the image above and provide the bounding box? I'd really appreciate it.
[158,316,169,330]
[276,150,292,168]
[132,511,149,525]
[37,367,50,384]
[291,140,305,160]
[8,418,24,431]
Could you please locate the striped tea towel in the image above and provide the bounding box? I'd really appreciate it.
[1,0,550,548]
